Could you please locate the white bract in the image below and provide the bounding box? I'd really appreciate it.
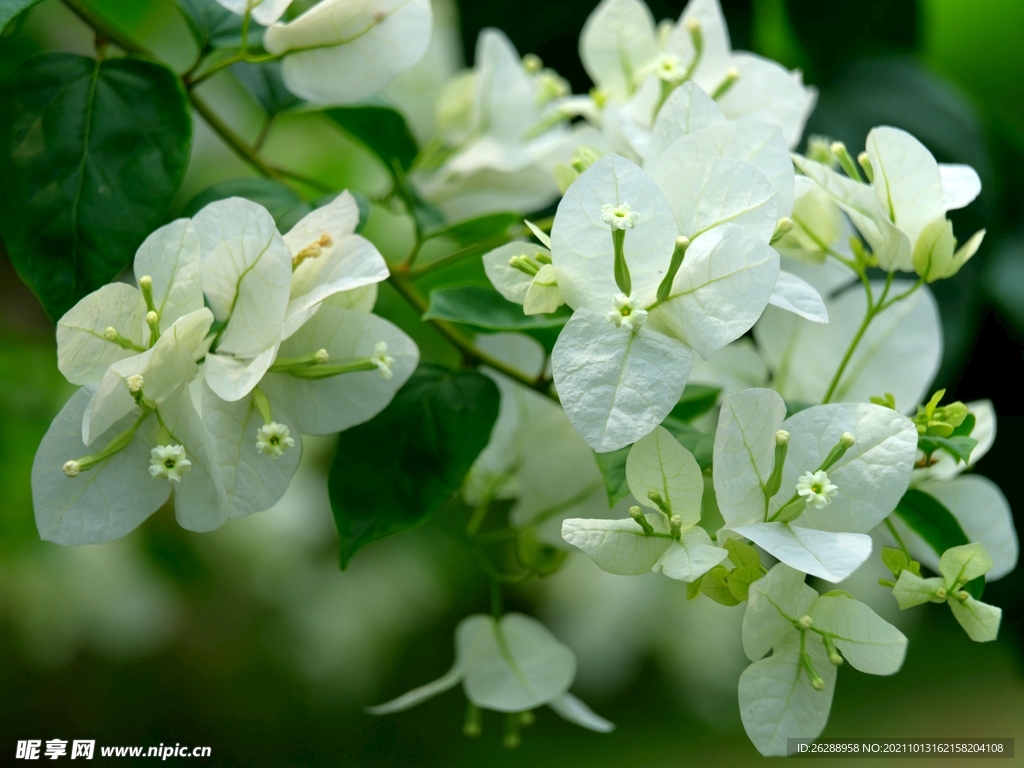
[740,564,906,756]
[892,543,1002,642]
[414,29,598,219]
[214,0,293,25]
[714,388,918,582]
[562,426,728,581]
[755,281,942,409]
[263,0,433,104]
[366,613,613,732]
[578,0,815,157]
[546,153,779,451]
[793,126,985,274]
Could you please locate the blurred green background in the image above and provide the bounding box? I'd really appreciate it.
[1,0,1023,764]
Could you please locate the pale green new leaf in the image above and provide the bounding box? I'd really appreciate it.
[523,264,564,315]
[809,595,907,675]
[891,570,945,609]
[739,631,836,757]
[948,596,1001,643]
[259,306,418,435]
[483,242,550,305]
[461,613,576,711]
[56,282,147,386]
[938,542,994,589]
[133,218,203,334]
[655,526,728,582]
[561,514,671,575]
[551,309,694,452]
[264,0,433,104]
[201,382,303,518]
[626,426,703,523]
[33,388,169,545]
[743,563,817,662]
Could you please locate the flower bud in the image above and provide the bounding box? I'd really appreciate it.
[314,349,329,364]
[829,652,844,666]
[63,460,81,478]
[126,374,145,394]
[771,217,794,244]
[840,432,855,448]
[776,430,790,446]
[522,53,542,73]
[103,326,118,341]
[798,615,813,629]
[138,275,152,291]
[957,590,969,602]
[935,587,947,600]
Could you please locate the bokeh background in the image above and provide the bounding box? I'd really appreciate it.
[2,0,1023,765]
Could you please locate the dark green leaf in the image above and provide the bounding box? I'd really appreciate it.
[181,178,313,232]
[0,53,191,319]
[348,190,371,233]
[894,489,983,598]
[425,212,521,246]
[670,384,722,423]
[231,60,298,116]
[662,416,714,470]
[0,0,42,30]
[918,434,978,465]
[950,413,976,438]
[423,285,571,332]
[174,0,262,50]
[594,446,631,507]
[325,102,418,172]
[328,364,499,567]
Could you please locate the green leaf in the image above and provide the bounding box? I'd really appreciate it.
[880,545,910,578]
[661,416,714,470]
[697,565,742,606]
[893,489,983,598]
[174,0,260,50]
[425,212,521,246]
[328,364,499,567]
[669,385,722,423]
[0,53,191,319]
[0,0,42,30]
[423,286,570,332]
[181,178,313,233]
[950,412,976,438]
[594,446,631,507]
[231,60,298,116]
[325,102,418,172]
[918,434,978,465]
[727,565,762,602]
[725,538,760,570]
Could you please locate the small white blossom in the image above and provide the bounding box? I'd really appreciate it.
[255,422,296,459]
[149,444,191,483]
[796,469,839,509]
[600,203,640,230]
[126,374,144,394]
[649,52,685,83]
[371,341,396,380]
[605,293,648,331]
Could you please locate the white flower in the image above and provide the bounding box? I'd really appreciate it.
[600,203,640,229]
[648,52,685,83]
[149,444,192,483]
[371,341,396,379]
[796,470,838,509]
[255,422,296,459]
[713,388,918,582]
[126,374,144,394]
[605,292,648,331]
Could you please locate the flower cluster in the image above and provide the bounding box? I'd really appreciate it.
[34,193,417,544]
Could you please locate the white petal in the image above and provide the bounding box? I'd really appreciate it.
[259,306,418,435]
[775,402,918,534]
[551,154,679,311]
[461,613,577,711]
[265,0,433,104]
[204,345,280,404]
[56,282,146,386]
[626,425,703,525]
[715,53,817,151]
[475,29,548,145]
[365,665,463,715]
[579,0,658,101]
[214,0,293,25]
[325,284,379,312]
[194,197,292,358]
[743,563,818,662]
[157,385,230,533]
[809,595,907,675]
[939,163,981,212]
[647,157,778,243]
[768,270,828,323]
[688,338,769,394]
[755,281,942,409]
[732,522,873,582]
[651,121,794,220]
[910,476,1017,581]
[666,0,732,79]
[561,515,672,575]
[201,382,303,519]
[552,309,694,452]
[865,126,944,250]
[654,526,728,581]
[646,82,726,161]
[133,219,203,334]
[713,387,787,527]
[33,388,169,545]
[653,224,779,360]
[948,596,1001,643]
[484,242,549,304]
[548,693,615,733]
[738,631,836,757]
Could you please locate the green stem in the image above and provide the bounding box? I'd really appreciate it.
[884,516,912,562]
[490,579,503,620]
